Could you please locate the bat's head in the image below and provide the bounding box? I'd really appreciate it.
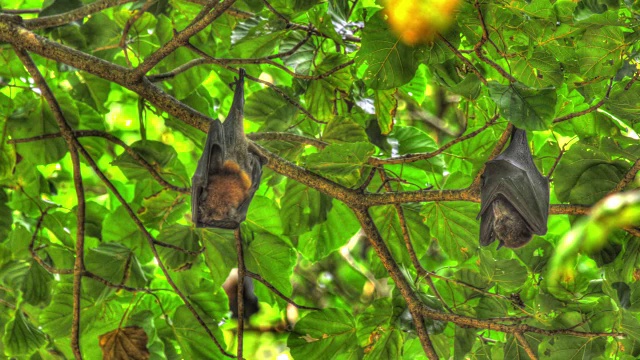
[492,198,533,248]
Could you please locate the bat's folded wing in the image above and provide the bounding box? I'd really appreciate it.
[479,160,549,237]
[191,119,225,228]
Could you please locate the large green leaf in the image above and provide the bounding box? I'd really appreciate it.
[488,81,557,130]
[422,202,479,263]
[288,308,360,359]
[3,310,46,357]
[305,142,375,187]
[244,230,295,296]
[298,201,358,261]
[356,14,424,90]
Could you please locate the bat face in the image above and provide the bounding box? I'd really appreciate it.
[191,69,264,229]
[477,127,549,248]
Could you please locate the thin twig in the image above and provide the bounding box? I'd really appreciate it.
[547,143,567,178]
[132,0,237,80]
[0,8,40,14]
[25,0,134,29]
[8,130,190,193]
[610,159,640,194]
[370,114,499,165]
[185,44,326,124]
[473,0,517,83]
[378,168,453,313]
[235,228,245,359]
[29,209,74,275]
[437,34,487,85]
[119,0,156,67]
[247,132,328,148]
[14,47,87,360]
[245,271,320,311]
[553,78,614,123]
[354,207,438,359]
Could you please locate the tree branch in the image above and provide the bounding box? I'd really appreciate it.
[610,159,640,194]
[514,332,538,360]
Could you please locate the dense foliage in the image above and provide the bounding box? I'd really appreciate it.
[0,0,639,359]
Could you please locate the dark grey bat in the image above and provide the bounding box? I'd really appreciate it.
[477,127,549,248]
[191,69,264,229]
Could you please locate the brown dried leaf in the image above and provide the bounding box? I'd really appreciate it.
[99,326,150,360]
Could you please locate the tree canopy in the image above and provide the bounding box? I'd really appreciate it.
[0,0,639,359]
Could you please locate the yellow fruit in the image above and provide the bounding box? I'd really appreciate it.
[384,0,461,45]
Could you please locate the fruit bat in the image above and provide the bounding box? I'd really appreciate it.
[191,69,264,229]
[477,127,549,248]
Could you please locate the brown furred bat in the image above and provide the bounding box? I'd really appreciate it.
[191,69,264,229]
[477,127,549,248]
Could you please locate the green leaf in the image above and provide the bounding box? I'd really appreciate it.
[374,89,397,135]
[137,189,188,229]
[244,87,298,131]
[7,92,80,165]
[3,310,46,356]
[102,206,150,262]
[84,242,147,300]
[422,202,479,263]
[244,230,295,296]
[356,14,423,89]
[323,116,369,143]
[305,142,375,187]
[298,201,359,261]
[576,26,625,77]
[157,224,200,270]
[363,329,402,359]
[554,142,627,204]
[288,309,360,360]
[21,260,54,306]
[201,229,236,287]
[111,140,188,187]
[305,54,352,121]
[488,81,557,130]
[171,305,226,360]
[479,250,529,292]
[280,179,332,236]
